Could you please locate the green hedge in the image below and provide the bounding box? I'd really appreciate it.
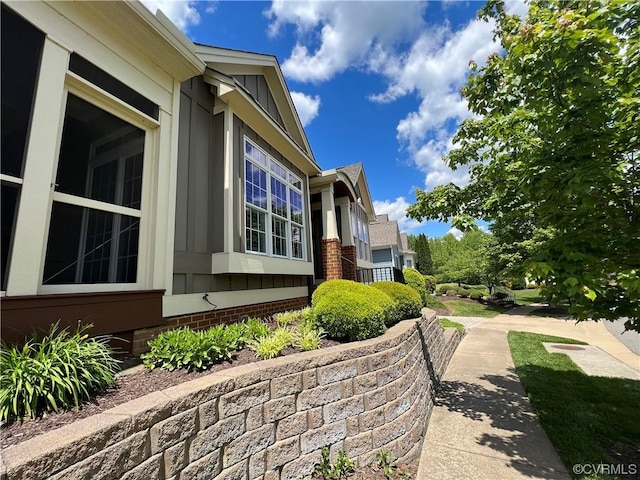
[313,290,387,341]
[371,281,422,324]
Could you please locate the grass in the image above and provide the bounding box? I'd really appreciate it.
[439,318,464,333]
[508,331,640,479]
[513,288,545,306]
[441,300,506,318]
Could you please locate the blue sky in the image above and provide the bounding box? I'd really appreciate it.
[142,1,527,238]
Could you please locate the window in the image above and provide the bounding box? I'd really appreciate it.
[244,138,305,259]
[351,203,370,262]
[42,66,155,286]
[1,6,44,290]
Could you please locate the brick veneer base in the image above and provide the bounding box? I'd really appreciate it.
[1,309,464,480]
[322,238,342,280]
[131,296,309,354]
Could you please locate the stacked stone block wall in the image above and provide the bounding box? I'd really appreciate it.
[1,309,462,480]
[131,297,309,354]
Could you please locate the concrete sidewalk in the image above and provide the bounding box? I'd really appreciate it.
[417,307,640,479]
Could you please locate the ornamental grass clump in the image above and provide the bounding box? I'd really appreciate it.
[0,323,120,423]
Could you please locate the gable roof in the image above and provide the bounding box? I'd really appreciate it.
[193,44,316,167]
[400,233,415,254]
[336,163,375,219]
[369,216,401,249]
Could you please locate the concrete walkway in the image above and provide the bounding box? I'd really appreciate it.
[418,307,640,480]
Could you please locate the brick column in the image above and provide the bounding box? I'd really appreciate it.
[322,238,343,280]
[341,245,357,281]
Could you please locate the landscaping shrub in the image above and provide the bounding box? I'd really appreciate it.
[313,290,386,341]
[312,279,371,306]
[446,289,459,297]
[436,284,450,295]
[371,281,422,323]
[403,268,428,304]
[458,288,471,298]
[0,323,120,423]
[469,290,483,301]
[241,317,271,342]
[312,279,395,326]
[142,325,238,372]
[424,275,437,293]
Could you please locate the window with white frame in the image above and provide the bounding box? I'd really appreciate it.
[41,55,158,286]
[244,138,305,260]
[350,203,370,261]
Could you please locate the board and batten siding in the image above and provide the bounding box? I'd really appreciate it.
[234,74,284,130]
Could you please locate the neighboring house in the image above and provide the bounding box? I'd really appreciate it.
[0,1,321,353]
[369,214,405,281]
[309,163,375,282]
[400,233,416,269]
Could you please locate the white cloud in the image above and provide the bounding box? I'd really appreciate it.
[266,0,427,83]
[446,227,463,240]
[373,197,423,233]
[290,91,321,127]
[140,0,214,31]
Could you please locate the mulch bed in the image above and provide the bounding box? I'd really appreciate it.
[1,341,338,449]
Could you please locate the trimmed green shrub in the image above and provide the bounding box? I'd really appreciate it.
[142,325,238,372]
[446,289,459,297]
[424,275,437,293]
[469,290,483,301]
[403,268,428,305]
[371,281,422,323]
[312,279,367,306]
[313,279,395,326]
[458,288,471,298]
[0,323,120,422]
[313,290,386,341]
[435,284,450,295]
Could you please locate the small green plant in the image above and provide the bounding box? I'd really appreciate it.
[141,325,237,372]
[0,323,120,423]
[445,289,459,297]
[241,317,271,341]
[314,446,355,479]
[293,323,325,351]
[248,327,294,360]
[273,310,300,327]
[439,318,465,333]
[376,448,411,479]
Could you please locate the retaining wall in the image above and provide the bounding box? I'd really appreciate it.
[0,309,464,480]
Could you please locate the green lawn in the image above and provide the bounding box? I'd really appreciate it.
[513,288,545,305]
[441,300,505,317]
[438,318,464,333]
[508,331,640,479]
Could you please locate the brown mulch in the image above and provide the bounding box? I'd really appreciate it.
[0,341,339,449]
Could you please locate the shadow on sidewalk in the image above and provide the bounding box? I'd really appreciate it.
[435,368,565,477]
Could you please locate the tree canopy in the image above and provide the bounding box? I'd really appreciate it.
[407,0,639,331]
[414,233,434,275]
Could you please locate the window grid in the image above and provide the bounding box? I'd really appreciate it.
[244,138,305,260]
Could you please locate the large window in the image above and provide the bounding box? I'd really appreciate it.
[244,138,305,260]
[351,203,370,262]
[43,94,146,285]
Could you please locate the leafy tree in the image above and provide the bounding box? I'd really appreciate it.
[408,0,640,331]
[415,233,434,275]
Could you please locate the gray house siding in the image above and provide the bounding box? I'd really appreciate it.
[234,75,284,129]
[372,248,392,263]
[174,76,218,294]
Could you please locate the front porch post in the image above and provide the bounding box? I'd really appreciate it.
[320,186,342,280]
